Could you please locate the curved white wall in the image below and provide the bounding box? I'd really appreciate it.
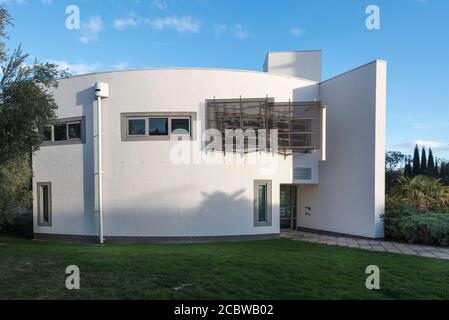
[33,69,319,238]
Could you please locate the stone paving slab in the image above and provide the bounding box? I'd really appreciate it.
[281,231,449,260]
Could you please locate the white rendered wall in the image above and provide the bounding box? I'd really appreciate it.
[264,51,322,82]
[33,69,319,238]
[297,61,387,238]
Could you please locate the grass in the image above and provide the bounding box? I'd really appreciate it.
[0,236,449,300]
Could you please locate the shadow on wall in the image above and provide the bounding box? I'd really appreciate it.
[77,86,97,235]
[101,188,257,237]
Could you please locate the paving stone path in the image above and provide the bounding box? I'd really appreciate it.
[281,231,449,260]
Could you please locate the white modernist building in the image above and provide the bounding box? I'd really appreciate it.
[33,50,387,243]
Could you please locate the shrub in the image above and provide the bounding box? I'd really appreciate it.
[388,175,449,212]
[398,214,449,247]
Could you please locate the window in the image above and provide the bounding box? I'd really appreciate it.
[68,122,82,140]
[37,182,52,227]
[41,117,85,146]
[171,118,190,135]
[43,126,52,142]
[254,180,272,227]
[54,124,67,141]
[149,118,168,136]
[128,119,146,136]
[121,112,197,141]
[258,185,267,223]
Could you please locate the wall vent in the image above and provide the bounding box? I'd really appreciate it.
[294,167,312,180]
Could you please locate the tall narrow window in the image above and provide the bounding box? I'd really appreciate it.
[254,180,272,227]
[37,183,52,226]
[258,185,267,223]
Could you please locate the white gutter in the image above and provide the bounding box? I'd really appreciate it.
[95,82,109,244]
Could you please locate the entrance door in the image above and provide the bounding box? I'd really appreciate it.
[280,185,297,230]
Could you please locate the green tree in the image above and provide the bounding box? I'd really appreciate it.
[404,157,412,177]
[420,147,427,174]
[427,148,436,177]
[0,155,32,226]
[0,8,68,225]
[412,145,420,176]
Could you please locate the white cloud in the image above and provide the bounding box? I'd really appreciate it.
[391,140,449,152]
[232,24,250,39]
[290,27,304,37]
[50,60,100,75]
[79,16,104,44]
[113,18,138,30]
[150,16,200,34]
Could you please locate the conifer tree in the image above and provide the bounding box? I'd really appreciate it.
[420,147,427,174]
[412,145,420,176]
[427,148,435,176]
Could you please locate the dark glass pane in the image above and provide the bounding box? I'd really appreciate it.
[42,185,49,223]
[171,118,190,134]
[128,119,145,135]
[68,122,81,139]
[54,124,67,141]
[43,126,52,141]
[149,118,168,136]
[280,219,291,230]
[258,185,267,222]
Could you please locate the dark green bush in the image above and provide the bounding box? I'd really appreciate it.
[398,214,449,247]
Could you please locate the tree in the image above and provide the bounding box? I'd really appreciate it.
[412,145,420,176]
[0,155,32,226]
[420,147,427,174]
[404,157,412,177]
[0,7,68,225]
[427,148,436,177]
[386,151,405,172]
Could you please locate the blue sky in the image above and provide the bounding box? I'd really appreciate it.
[2,0,449,159]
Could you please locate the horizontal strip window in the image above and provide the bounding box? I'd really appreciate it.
[121,112,197,142]
[41,116,86,146]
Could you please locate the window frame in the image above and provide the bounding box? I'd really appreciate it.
[67,121,83,141]
[170,117,191,136]
[254,180,272,227]
[148,117,169,136]
[121,112,197,142]
[42,116,86,147]
[37,182,52,227]
[127,117,148,136]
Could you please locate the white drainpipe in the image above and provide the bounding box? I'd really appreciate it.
[95,82,109,244]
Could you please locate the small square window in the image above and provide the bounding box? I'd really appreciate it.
[171,118,190,135]
[54,124,67,141]
[43,126,52,141]
[149,118,168,136]
[128,119,146,136]
[68,122,81,140]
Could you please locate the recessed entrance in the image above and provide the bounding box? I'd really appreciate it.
[280,185,297,230]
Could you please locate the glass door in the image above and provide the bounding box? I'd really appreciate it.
[280,185,297,230]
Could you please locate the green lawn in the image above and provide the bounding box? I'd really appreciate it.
[0,236,449,300]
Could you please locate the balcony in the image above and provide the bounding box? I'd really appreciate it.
[206,98,325,155]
